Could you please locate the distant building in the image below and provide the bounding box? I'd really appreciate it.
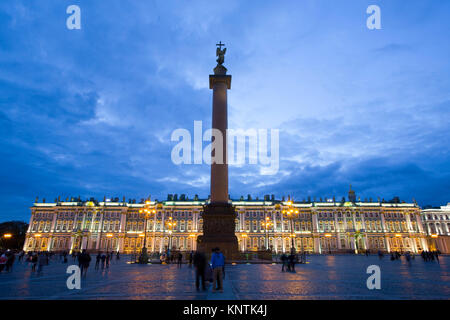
[421,203,450,253]
[24,189,429,254]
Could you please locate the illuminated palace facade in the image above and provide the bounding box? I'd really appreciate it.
[24,189,429,254]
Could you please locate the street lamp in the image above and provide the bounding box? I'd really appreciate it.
[1,233,12,250]
[282,200,299,253]
[261,217,273,250]
[166,217,177,251]
[138,201,157,263]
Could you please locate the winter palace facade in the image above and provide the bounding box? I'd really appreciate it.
[24,189,431,254]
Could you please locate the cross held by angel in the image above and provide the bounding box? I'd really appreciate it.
[216,41,226,66]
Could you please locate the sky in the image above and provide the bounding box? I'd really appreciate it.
[1,0,450,222]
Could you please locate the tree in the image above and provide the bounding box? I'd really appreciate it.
[0,221,28,250]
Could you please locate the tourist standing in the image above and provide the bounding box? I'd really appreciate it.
[0,253,7,272]
[193,251,207,291]
[31,253,38,272]
[37,252,46,275]
[211,247,225,293]
[280,253,287,272]
[95,252,101,270]
[100,252,106,270]
[79,250,91,277]
[288,253,296,273]
[177,252,183,268]
[5,251,15,272]
[189,251,193,267]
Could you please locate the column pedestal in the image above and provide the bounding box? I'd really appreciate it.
[197,203,239,260]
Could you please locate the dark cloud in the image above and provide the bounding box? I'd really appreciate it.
[0,1,449,222]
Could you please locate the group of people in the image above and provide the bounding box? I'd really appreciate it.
[193,247,226,293]
[0,250,15,273]
[280,252,301,272]
[159,251,184,267]
[421,250,441,262]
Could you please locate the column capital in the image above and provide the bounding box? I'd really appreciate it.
[209,74,231,89]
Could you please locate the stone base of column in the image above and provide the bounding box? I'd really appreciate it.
[197,203,239,260]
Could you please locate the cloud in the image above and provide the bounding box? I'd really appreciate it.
[0,1,450,222]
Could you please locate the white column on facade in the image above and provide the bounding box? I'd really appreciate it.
[380,212,387,232]
[81,210,86,230]
[118,237,124,253]
[50,212,57,232]
[81,236,88,250]
[405,212,413,232]
[314,236,321,254]
[312,212,319,232]
[69,236,75,254]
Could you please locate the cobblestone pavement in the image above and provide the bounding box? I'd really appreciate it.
[0,255,448,300]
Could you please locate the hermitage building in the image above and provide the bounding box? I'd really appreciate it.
[24,187,432,254]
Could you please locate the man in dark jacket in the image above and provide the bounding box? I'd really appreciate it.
[78,250,91,277]
[193,251,207,291]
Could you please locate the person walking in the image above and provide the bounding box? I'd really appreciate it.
[63,251,68,263]
[79,250,91,277]
[31,253,38,272]
[288,253,296,273]
[5,251,15,272]
[100,252,106,270]
[177,252,183,268]
[95,252,101,270]
[378,250,384,259]
[210,247,225,293]
[116,251,120,261]
[105,253,110,269]
[18,251,24,262]
[37,252,46,276]
[0,253,7,273]
[193,251,207,291]
[189,251,193,268]
[280,253,287,272]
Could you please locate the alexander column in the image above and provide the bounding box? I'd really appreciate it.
[197,42,239,259]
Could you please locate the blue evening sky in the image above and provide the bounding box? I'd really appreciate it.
[1,1,450,221]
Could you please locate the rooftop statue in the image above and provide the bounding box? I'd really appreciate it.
[216,41,226,66]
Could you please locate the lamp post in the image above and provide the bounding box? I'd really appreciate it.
[261,216,273,250]
[138,201,156,263]
[166,217,176,250]
[282,200,299,253]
